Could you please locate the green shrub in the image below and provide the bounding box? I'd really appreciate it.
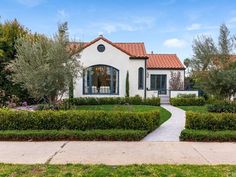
[205,97,220,104]
[170,97,205,106]
[63,96,160,108]
[126,95,143,105]
[180,129,236,142]
[0,129,147,141]
[177,93,196,98]
[185,111,236,130]
[144,97,161,106]
[0,109,160,131]
[207,101,236,113]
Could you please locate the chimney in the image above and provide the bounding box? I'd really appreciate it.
[151,51,154,54]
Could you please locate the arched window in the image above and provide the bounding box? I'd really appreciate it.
[138,67,144,89]
[83,65,119,95]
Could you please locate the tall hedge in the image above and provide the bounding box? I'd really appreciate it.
[0,109,160,131]
[185,111,236,130]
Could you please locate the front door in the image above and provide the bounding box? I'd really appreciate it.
[150,74,167,95]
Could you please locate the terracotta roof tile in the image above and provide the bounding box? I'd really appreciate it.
[147,54,185,69]
[114,43,147,58]
[69,36,185,69]
[69,36,147,58]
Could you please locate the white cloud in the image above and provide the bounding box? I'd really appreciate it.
[186,23,218,31]
[17,0,45,7]
[228,17,236,24]
[187,23,202,31]
[90,16,155,34]
[227,16,236,29]
[132,16,156,27]
[163,38,187,48]
[57,9,69,19]
[100,23,136,34]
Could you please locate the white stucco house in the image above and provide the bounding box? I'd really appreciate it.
[70,35,186,99]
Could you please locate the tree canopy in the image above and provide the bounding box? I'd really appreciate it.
[9,22,83,104]
[0,19,32,104]
[190,24,236,99]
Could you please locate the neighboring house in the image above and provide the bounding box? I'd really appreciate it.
[71,35,185,98]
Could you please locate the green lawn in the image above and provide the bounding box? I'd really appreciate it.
[178,106,208,112]
[0,164,235,177]
[73,105,157,112]
[159,106,172,125]
[72,105,171,125]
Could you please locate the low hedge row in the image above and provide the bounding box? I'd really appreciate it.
[63,96,160,107]
[177,93,196,98]
[186,112,236,130]
[170,97,206,106]
[207,101,236,113]
[0,129,147,141]
[0,109,160,131]
[180,129,236,142]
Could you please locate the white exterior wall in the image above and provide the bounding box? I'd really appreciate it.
[73,39,145,98]
[170,90,198,98]
[146,69,185,97]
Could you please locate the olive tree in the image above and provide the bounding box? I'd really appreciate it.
[9,23,83,104]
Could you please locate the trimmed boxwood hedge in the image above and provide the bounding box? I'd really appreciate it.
[180,129,236,142]
[177,93,196,98]
[63,96,160,108]
[0,129,147,141]
[185,111,236,130]
[0,109,160,131]
[170,97,206,106]
[207,101,236,113]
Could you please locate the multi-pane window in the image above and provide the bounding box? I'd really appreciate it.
[83,65,119,94]
[150,74,167,94]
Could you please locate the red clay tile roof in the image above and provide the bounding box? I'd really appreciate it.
[147,54,185,69]
[70,36,185,69]
[70,36,148,59]
[114,43,147,58]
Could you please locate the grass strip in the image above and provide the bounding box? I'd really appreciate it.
[0,164,235,177]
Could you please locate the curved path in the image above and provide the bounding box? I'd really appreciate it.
[143,105,185,142]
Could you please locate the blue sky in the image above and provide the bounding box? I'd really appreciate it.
[1,0,236,60]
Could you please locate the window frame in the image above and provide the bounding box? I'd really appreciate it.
[150,74,167,92]
[138,67,144,90]
[83,64,119,95]
[97,44,105,53]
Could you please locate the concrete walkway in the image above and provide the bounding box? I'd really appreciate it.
[143,105,185,142]
[0,141,236,165]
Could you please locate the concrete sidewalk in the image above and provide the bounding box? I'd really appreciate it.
[0,141,235,165]
[143,105,185,141]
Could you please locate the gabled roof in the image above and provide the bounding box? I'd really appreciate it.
[78,36,148,59]
[69,36,185,69]
[147,54,185,69]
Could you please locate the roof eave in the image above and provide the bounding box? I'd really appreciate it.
[130,56,149,60]
[147,67,186,70]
